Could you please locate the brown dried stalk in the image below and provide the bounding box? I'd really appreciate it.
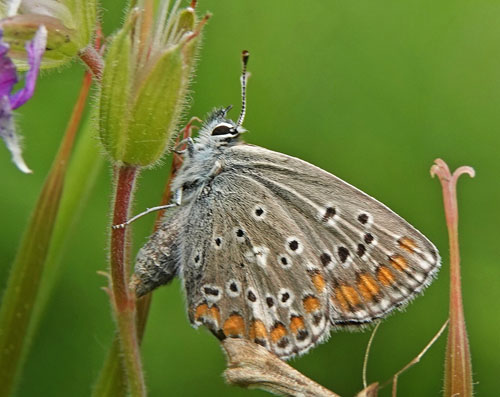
[222,338,340,397]
[355,382,379,397]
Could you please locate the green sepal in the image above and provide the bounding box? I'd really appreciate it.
[123,45,185,165]
[98,25,133,163]
[174,6,196,37]
[66,0,97,51]
[97,4,205,167]
[173,7,199,69]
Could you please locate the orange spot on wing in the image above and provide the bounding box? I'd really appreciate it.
[333,290,349,311]
[377,266,396,286]
[289,315,306,335]
[303,295,321,313]
[311,271,326,293]
[389,254,408,272]
[340,285,361,307]
[194,303,220,325]
[209,305,221,324]
[194,303,208,321]
[223,314,245,337]
[270,323,287,342]
[249,320,267,340]
[357,273,380,301]
[398,237,418,253]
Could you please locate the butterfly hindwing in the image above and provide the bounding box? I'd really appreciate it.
[185,171,331,358]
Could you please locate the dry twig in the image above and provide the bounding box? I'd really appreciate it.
[222,339,340,397]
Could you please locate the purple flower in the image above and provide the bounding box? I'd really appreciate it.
[0,25,47,173]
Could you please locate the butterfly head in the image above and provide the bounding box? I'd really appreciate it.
[196,51,250,145]
[198,106,246,143]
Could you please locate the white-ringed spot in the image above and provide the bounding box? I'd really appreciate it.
[285,236,303,255]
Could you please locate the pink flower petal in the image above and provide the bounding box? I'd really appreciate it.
[9,25,47,109]
[0,36,18,98]
[0,96,32,173]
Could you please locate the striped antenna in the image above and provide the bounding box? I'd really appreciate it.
[236,50,250,128]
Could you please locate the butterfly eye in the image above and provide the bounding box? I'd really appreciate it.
[211,125,234,136]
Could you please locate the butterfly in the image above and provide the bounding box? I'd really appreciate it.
[132,51,440,360]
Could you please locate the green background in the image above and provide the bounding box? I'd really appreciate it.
[1,0,499,396]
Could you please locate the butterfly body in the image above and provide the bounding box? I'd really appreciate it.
[134,108,440,359]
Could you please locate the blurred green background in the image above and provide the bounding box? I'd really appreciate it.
[1,0,499,396]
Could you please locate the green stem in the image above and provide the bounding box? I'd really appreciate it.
[92,296,151,397]
[29,114,104,346]
[0,71,93,397]
[92,334,127,397]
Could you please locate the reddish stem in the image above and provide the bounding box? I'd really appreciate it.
[430,158,474,397]
[79,46,104,81]
[79,25,103,81]
[111,165,137,310]
[58,72,93,162]
[110,165,146,396]
[183,12,211,52]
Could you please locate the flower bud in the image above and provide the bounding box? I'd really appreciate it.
[98,2,208,166]
[0,0,96,69]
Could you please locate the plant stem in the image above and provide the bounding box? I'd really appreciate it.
[80,45,104,81]
[79,26,103,81]
[431,159,474,397]
[223,338,340,397]
[92,118,197,397]
[29,114,104,339]
[110,165,146,397]
[0,71,92,397]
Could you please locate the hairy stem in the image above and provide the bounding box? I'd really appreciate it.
[110,165,146,397]
[79,46,104,81]
[431,159,474,397]
[79,27,103,81]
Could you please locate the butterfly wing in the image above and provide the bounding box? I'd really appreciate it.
[224,144,440,325]
[183,171,331,359]
[182,143,440,359]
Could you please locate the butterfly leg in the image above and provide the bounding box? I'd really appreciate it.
[173,117,202,155]
[112,189,183,229]
[173,137,195,157]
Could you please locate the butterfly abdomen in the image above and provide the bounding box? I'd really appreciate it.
[134,210,184,297]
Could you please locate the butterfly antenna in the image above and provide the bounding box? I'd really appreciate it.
[236,50,250,128]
